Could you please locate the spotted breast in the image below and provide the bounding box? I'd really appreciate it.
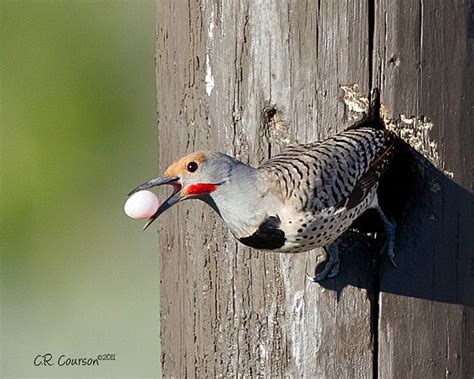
[259,127,396,254]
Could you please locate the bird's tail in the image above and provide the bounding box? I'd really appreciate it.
[347,87,385,131]
[368,88,381,123]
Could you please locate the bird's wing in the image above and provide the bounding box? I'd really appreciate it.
[339,130,396,209]
[260,128,396,212]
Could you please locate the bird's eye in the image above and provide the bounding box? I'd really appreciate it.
[187,161,198,173]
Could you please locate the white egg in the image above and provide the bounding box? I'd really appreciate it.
[124,190,159,220]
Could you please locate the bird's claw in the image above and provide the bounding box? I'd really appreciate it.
[379,236,397,267]
[306,244,340,282]
[376,209,398,268]
[389,255,398,268]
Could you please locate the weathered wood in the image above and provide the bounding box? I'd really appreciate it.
[156,0,473,377]
[156,1,375,377]
[373,1,474,377]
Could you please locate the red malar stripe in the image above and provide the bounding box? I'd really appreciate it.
[185,183,217,195]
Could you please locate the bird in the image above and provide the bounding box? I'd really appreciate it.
[127,98,397,282]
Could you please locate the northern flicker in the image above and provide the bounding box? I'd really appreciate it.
[128,110,397,281]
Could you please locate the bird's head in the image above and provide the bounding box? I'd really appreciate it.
[127,151,235,229]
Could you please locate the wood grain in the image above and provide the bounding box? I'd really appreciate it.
[373,1,474,377]
[156,0,473,377]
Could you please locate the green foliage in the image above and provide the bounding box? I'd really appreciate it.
[1,1,160,377]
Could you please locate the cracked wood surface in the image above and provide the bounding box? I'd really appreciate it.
[156,0,473,377]
[373,1,474,378]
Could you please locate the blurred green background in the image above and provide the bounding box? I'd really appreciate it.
[1,0,160,377]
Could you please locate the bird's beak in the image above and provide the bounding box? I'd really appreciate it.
[127,176,182,230]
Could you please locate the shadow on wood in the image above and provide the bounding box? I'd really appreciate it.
[318,140,474,308]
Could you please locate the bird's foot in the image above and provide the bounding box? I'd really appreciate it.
[377,208,397,268]
[306,243,340,282]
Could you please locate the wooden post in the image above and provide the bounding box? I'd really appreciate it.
[156,1,473,377]
[373,1,474,377]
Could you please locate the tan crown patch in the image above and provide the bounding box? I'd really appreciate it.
[164,151,208,177]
